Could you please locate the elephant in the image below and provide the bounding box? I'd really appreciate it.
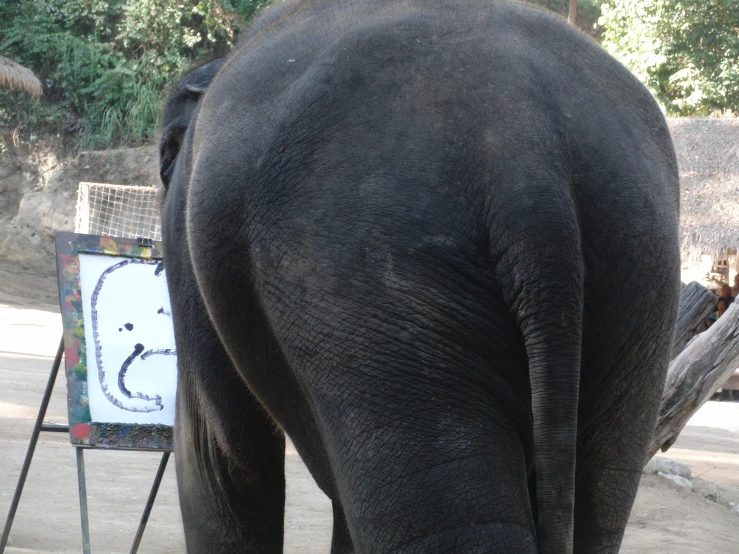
[158,0,680,552]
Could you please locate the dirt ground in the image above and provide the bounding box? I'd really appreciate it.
[1,260,738,553]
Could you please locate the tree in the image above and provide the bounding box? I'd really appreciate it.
[0,0,268,149]
[600,0,739,116]
[651,284,739,459]
[531,0,603,38]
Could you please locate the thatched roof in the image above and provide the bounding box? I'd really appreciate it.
[670,118,739,261]
[0,55,42,97]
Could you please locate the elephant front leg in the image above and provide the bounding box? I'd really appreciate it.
[169,291,286,553]
[175,365,286,554]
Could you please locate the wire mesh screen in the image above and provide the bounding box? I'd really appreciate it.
[75,182,162,241]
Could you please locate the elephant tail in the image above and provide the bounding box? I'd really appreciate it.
[494,193,584,553]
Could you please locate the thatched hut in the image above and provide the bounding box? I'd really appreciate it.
[669,118,739,287]
[0,55,42,97]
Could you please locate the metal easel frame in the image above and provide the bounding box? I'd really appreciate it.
[0,337,171,554]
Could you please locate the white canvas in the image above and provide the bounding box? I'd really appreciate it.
[79,253,177,425]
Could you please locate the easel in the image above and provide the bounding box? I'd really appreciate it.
[0,337,171,554]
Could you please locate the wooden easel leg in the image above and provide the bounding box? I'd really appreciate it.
[76,447,91,554]
[129,452,171,554]
[0,337,65,554]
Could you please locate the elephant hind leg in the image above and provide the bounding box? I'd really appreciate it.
[573,394,656,554]
[573,357,668,554]
[574,302,677,551]
[331,500,353,554]
[394,522,537,553]
[573,218,679,553]
[295,365,538,552]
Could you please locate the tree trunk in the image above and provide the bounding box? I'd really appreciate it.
[649,302,739,459]
[671,281,717,359]
[568,0,577,25]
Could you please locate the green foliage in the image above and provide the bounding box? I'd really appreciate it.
[0,0,268,149]
[600,0,739,116]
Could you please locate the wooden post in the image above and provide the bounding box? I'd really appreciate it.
[671,281,717,359]
[649,302,739,459]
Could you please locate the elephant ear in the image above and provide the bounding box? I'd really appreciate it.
[159,127,185,189]
[183,83,207,95]
[159,58,225,188]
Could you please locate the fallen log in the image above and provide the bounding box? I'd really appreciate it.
[649,302,739,459]
[671,281,717,359]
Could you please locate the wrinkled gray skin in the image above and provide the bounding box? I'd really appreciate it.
[158,1,680,552]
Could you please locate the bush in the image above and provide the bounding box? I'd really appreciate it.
[600,0,739,116]
[0,0,268,149]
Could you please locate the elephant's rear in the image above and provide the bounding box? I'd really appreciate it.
[164,0,679,552]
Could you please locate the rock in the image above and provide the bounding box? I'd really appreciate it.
[693,477,739,510]
[730,503,739,516]
[692,477,719,502]
[642,457,658,474]
[654,456,692,480]
[658,472,693,489]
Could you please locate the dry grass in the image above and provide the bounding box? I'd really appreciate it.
[0,55,42,97]
[669,118,739,260]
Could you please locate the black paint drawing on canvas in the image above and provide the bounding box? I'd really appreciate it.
[90,258,177,412]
